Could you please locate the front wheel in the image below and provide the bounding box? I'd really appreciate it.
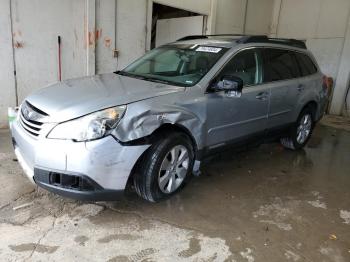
[280,107,314,150]
[133,132,194,202]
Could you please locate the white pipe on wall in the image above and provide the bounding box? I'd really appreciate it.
[86,0,96,76]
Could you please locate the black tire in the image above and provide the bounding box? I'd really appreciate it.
[133,132,195,202]
[280,107,315,150]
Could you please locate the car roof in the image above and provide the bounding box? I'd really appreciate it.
[168,35,308,51]
[173,37,241,48]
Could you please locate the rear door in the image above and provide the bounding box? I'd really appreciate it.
[263,48,301,129]
[206,48,270,147]
[294,52,325,113]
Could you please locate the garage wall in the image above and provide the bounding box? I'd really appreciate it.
[11,0,87,103]
[215,0,247,34]
[95,0,117,74]
[214,0,350,116]
[95,0,148,73]
[214,0,274,35]
[0,0,17,128]
[276,0,350,79]
[245,0,274,35]
[0,0,150,127]
[274,0,350,115]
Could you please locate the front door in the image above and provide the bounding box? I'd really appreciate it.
[206,48,270,147]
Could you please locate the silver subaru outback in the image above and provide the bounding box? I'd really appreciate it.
[10,35,328,202]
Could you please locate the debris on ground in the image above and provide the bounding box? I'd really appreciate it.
[329,234,337,240]
[13,202,34,211]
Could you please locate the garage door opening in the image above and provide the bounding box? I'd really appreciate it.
[151,3,206,49]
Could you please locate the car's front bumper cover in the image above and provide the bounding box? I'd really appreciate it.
[34,168,124,201]
[10,117,150,201]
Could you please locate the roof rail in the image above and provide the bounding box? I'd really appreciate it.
[177,34,307,49]
[237,35,307,49]
[177,34,245,41]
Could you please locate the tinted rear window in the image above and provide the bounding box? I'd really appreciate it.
[263,49,300,82]
[295,53,318,76]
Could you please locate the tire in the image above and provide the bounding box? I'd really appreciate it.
[280,107,314,150]
[133,132,195,202]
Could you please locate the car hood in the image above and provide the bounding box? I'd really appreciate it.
[26,73,184,122]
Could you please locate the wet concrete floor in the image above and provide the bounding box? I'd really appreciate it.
[0,117,349,261]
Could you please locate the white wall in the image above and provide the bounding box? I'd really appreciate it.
[215,0,247,34]
[213,0,350,115]
[116,0,148,69]
[214,0,273,35]
[96,0,117,74]
[274,0,350,115]
[0,0,17,128]
[245,0,274,35]
[11,0,87,103]
[0,0,149,127]
[276,0,350,78]
[95,0,148,73]
[332,16,350,116]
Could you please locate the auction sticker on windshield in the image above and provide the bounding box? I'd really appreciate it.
[196,46,222,53]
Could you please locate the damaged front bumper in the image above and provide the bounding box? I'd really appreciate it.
[10,114,150,201]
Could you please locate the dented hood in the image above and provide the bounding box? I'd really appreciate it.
[26,73,184,122]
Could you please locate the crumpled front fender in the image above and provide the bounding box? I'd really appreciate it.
[112,97,206,149]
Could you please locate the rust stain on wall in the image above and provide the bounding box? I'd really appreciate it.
[95,29,102,41]
[14,41,24,49]
[104,37,112,48]
[88,31,95,46]
[87,29,103,47]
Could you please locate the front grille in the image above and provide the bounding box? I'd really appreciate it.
[19,101,48,137]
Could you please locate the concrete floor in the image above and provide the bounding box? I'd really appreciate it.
[0,116,349,262]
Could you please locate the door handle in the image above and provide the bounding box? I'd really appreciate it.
[297,84,305,92]
[256,92,268,100]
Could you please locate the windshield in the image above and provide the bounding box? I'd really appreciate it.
[118,44,228,87]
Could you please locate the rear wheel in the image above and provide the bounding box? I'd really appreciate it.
[280,107,314,150]
[133,132,194,202]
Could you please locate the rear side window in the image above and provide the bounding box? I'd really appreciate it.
[295,53,318,76]
[263,49,300,82]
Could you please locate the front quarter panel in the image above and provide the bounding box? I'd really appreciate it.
[113,88,206,149]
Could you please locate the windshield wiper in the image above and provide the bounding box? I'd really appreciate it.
[116,71,148,80]
[117,71,187,86]
[140,76,172,85]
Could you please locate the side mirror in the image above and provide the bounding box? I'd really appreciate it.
[215,75,243,93]
[212,75,244,98]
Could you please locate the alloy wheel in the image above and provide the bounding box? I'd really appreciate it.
[158,145,189,194]
[296,114,312,144]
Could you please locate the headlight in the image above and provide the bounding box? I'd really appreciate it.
[48,106,126,141]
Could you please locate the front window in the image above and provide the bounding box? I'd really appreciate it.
[118,45,228,87]
[216,49,262,86]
